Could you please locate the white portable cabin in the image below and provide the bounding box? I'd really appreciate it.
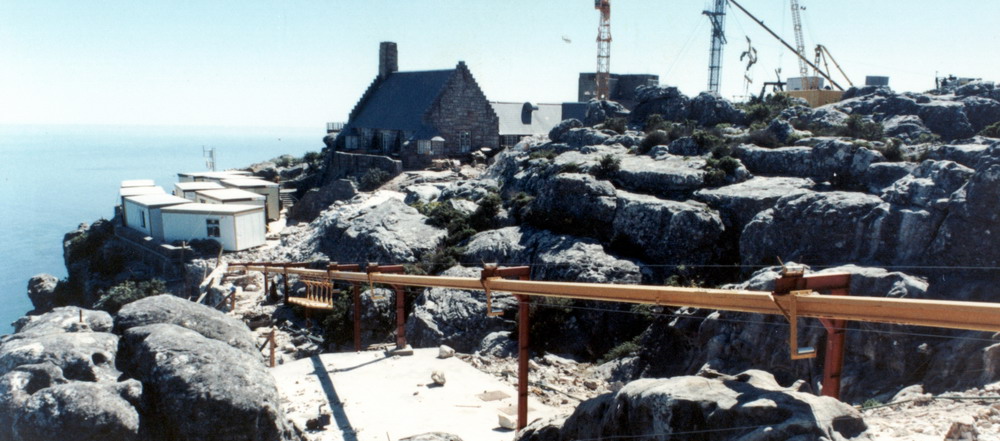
[174,181,225,200]
[177,170,253,183]
[160,204,266,251]
[194,188,266,209]
[220,178,280,221]
[120,179,156,189]
[122,194,191,240]
[119,186,166,226]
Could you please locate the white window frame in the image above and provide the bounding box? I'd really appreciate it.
[459,132,471,153]
[206,219,221,238]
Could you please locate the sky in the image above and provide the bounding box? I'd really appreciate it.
[1,0,998,129]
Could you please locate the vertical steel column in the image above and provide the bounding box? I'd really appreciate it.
[517,293,530,431]
[820,284,849,399]
[394,285,406,350]
[352,282,362,351]
[262,265,269,299]
[282,264,290,305]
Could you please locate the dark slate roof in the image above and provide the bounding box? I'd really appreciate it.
[350,69,455,133]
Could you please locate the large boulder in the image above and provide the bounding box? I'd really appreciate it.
[882,115,933,143]
[688,92,745,126]
[694,176,814,234]
[119,324,298,441]
[918,101,975,140]
[734,139,885,187]
[405,266,516,353]
[629,86,691,124]
[26,274,59,313]
[288,179,358,222]
[12,307,113,337]
[525,173,617,239]
[114,294,256,355]
[583,100,629,127]
[615,154,709,197]
[548,118,583,143]
[315,198,446,264]
[881,160,972,209]
[927,164,1000,266]
[518,369,867,441]
[961,95,1000,133]
[0,330,120,383]
[10,381,142,441]
[925,143,991,168]
[612,192,724,265]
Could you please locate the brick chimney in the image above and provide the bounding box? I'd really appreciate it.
[378,42,398,80]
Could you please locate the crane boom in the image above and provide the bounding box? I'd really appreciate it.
[595,0,611,100]
[704,0,727,94]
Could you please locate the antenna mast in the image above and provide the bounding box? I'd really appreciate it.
[203,146,216,172]
[704,0,727,94]
[595,0,612,100]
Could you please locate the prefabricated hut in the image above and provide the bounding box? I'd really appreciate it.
[220,178,280,221]
[120,179,156,189]
[194,188,266,209]
[177,170,253,183]
[174,181,225,200]
[160,204,266,251]
[118,186,166,226]
[122,194,192,240]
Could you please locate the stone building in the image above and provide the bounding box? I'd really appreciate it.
[335,42,499,169]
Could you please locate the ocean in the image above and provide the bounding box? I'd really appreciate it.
[0,124,323,332]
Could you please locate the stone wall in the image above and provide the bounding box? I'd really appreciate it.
[326,151,402,184]
[425,61,499,157]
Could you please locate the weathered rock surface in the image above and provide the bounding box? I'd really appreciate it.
[25,274,59,313]
[119,323,298,441]
[615,154,710,196]
[518,369,868,441]
[629,86,692,124]
[735,138,885,187]
[689,91,745,126]
[926,163,1000,267]
[612,191,724,265]
[314,198,446,264]
[695,176,815,234]
[583,100,629,126]
[115,294,256,355]
[11,381,142,441]
[288,179,357,222]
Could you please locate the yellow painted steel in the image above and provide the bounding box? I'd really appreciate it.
[234,265,1000,333]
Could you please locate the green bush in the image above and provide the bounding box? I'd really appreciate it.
[644,114,672,133]
[745,129,780,148]
[359,168,391,191]
[692,130,725,152]
[600,336,642,363]
[844,114,884,141]
[528,148,557,161]
[303,151,323,168]
[559,162,583,173]
[470,192,502,231]
[638,130,671,155]
[94,279,166,313]
[703,156,741,187]
[876,139,903,162]
[591,154,621,180]
[738,94,798,127]
[979,121,1000,138]
[600,117,627,135]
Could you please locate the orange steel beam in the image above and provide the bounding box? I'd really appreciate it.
[232,265,1000,333]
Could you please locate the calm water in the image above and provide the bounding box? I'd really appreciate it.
[0,124,323,332]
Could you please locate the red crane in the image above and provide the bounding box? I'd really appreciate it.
[595,0,611,100]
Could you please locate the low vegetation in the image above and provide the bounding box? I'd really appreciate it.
[590,154,621,180]
[359,167,391,191]
[94,279,166,313]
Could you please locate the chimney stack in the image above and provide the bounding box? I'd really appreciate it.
[379,42,398,80]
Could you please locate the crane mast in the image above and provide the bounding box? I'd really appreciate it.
[703,0,727,94]
[789,0,813,87]
[595,0,611,100]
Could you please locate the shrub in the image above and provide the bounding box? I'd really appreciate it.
[469,192,502,231]
[844,114,884,141]
[528,149,557,161]
[559,162,583,173]
[745,129,780,148]
[359,168,391,191]
[600,117,627,134]
[303,151,323,168]
[600,336,642,363]
[703,156,741,187]
[506,192,535,221]
[738,93,798,126]
[980,121,1000,138]
[638,130,671,154]
[692,130,725,152]
[644,114,672,133]
[590,154,621,180]
[94,279,166,313]
[876,139,903,162]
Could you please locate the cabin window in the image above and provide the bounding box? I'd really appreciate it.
[459,132,471,153]
[417,140,431,155]
[140,210,146,228]
[380,131,396,153]
[345,135,359,150]
[206,219,221,237]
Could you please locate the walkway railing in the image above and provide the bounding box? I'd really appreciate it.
[230,261,1000,430]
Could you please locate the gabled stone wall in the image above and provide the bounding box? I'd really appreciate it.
[425,62,499,157]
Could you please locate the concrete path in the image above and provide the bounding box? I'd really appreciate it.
[273,348,561,441]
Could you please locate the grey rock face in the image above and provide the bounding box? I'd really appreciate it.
[741,191,887,266]
[612,192,723,265]
[406,266,515,353]
[120,323,298,441]
[12,381,141,441]
[518,369,867,441]
[583,100,629,127]
[615,154,707,196]
[629,86,691,124]
[918,101,975,140]
[864,162,917,194]
[882,114,933,143]
[12,307,113,337]
[735,139,885,187]
[289,179,358,222]
[560,127,611,149]
[438,179,499,203]
[927,164,1000,266]
[961,95,1000,132]
[527,173,617,239]
[115,294,256,355]
[881,160,973,209]
[403,183,444,204]
[695,176,815,234]
[925,143,991,168]
[26,274,59,313]
[548,118,583,143]
[688,91,745,126]
[315,198,446,265]
[0,331,120,383]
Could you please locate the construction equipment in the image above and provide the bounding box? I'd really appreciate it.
[703,0,727,94]
[594,0,611,100]
[790,0,809,80]
[814,44,854,88]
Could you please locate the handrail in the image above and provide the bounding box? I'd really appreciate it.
[231,264,1000,333]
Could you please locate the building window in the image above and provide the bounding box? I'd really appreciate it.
[345,136,359,150]
[380,131,396,153]
[501,135,523,148]
[206,219,220,237]
[459,132,471,153]
[140,210,146,228]
[417,140,431,155]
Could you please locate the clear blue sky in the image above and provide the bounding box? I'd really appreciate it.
[2,0,997,129]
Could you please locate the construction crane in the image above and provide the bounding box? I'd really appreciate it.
[814,44,854,88]
[594,0,611,100]
[703,0,727,94]
[790,0,810,82]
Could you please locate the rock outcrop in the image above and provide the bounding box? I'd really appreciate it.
[314,198,446,264]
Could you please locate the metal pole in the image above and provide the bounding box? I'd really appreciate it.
[353,282,362,352]
[282,264,290,305]
[394,285,406,350]
[517,294,530,431]
[820,284,849,399]
[269,328,276,368]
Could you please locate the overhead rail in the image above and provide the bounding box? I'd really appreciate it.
[231,261,1000,430]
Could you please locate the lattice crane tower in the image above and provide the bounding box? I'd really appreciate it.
[790,0,809,80]
[704,0,727,94]
[595,0,612,100]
